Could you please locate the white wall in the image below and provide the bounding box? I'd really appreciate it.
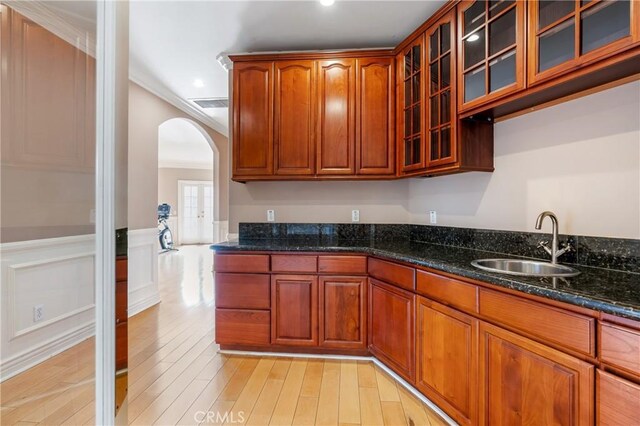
[229,180,411,233]
[408,81,640,239]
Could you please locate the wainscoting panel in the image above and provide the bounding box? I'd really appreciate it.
[128,228,160,317]
[0,234,95,381]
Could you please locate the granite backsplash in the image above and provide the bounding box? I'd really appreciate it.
[238,223,639,274]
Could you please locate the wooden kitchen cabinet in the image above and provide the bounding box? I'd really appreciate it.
[479,321,594,426]
[528,0,640,85]
[369,278,416,381]
[319,276,367,349]
[274,60,316,176]
[356,57,395,175]
[457,0,526,111]
[398,35,427,174]
[271,274,318,346]
[232,62,274,177]
[317,59,355,175]
[597,370,640,425]
[417,297,478,426]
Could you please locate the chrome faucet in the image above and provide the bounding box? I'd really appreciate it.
[535,211,572,264]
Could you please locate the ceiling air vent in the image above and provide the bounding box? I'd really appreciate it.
[192,98,229,108]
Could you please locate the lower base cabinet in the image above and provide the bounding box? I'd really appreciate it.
[597,370,640,425]
[416,297,478,426]
[319,276,367,349]
[368,278,415,381]
[479,322,594,426]
[271,274,318,346]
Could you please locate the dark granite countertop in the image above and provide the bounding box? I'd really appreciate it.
[211,238,640,321]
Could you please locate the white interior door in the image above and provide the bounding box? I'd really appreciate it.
[179,181,214,245]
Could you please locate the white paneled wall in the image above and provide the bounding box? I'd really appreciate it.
[128,228,160,317]
[0,235,95,381]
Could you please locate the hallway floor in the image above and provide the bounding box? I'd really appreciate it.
[1,245,446,425]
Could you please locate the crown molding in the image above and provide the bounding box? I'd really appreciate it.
[129,72,229,138]
[4,0,96,57]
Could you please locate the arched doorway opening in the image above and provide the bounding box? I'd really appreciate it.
[157,117,220,246]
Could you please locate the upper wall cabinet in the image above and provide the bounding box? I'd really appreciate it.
[356,57,395,175]
[398,35,427,174]
[231,53,395,182]
[232,62,274,177]
[457,0,526,111]
[317,59,355,175]
[274,60,316,176]
[528,0,640,85]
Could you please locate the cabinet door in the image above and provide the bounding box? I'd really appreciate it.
[233,62,274,177]
[398,35,427,174]
[319,276,366,349]
[368,278,415,381]
[528,0,639,85]
[417,297,477,426]
[479,322,594,426]
[317,59,355,175]
[271,274,318,346]
[274,60,316,175]
[356,57,395,175]
[457,0,526,111]
[597,370,640,425]
[426,9,457,168]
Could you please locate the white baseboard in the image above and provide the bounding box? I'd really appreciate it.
[1,234,96,382]
[1,322,94,382]
[128,228,159,317]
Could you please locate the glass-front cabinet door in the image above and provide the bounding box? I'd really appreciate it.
[529,0,639,84]
[427,9,457,168]
[399,35,426,173]
[457,0,526,111]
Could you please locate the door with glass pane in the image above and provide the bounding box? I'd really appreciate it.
[457,0,526,111]
[529,0,639,85]
[179,181,214,245]
[399,35,426,174]
[427,9,457,168]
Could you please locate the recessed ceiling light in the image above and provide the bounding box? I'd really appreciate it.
[320,0,335,6]
[193,79,205,88]
[467,33,480,42]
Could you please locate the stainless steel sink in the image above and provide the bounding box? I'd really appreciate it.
[471,259,580,277]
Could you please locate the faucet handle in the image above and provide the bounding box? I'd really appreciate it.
[557,242,574,256]
[537,240,552,255]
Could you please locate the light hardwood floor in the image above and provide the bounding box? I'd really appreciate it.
[0,245,446,426]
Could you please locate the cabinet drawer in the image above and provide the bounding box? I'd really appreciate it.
[116,258,127,282]
[271,255,317,273]
[417,270,478,313]
[597,370,640,425]
[479,289,595,356]
[368,258,415,291]
[600,322,640,377]
[215,254,270,273]
[318,255,367,274]
[216,273,270,309]
[216,309,270,346]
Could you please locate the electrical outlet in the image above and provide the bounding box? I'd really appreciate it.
[429,210,437,224]
[267,210,275,222]
[34,305,44,323]
[352,210,360,223]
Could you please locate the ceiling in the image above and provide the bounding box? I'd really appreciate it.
[129,0,446,135]
[158,118,214,170]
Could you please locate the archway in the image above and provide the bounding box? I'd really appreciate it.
[157,117,221,246]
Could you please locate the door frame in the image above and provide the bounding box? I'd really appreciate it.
[178,180,215,245]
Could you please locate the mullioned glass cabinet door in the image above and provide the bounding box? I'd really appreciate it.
[528,0,639,85]
[457,0,526,112]
[400,35,427,173]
